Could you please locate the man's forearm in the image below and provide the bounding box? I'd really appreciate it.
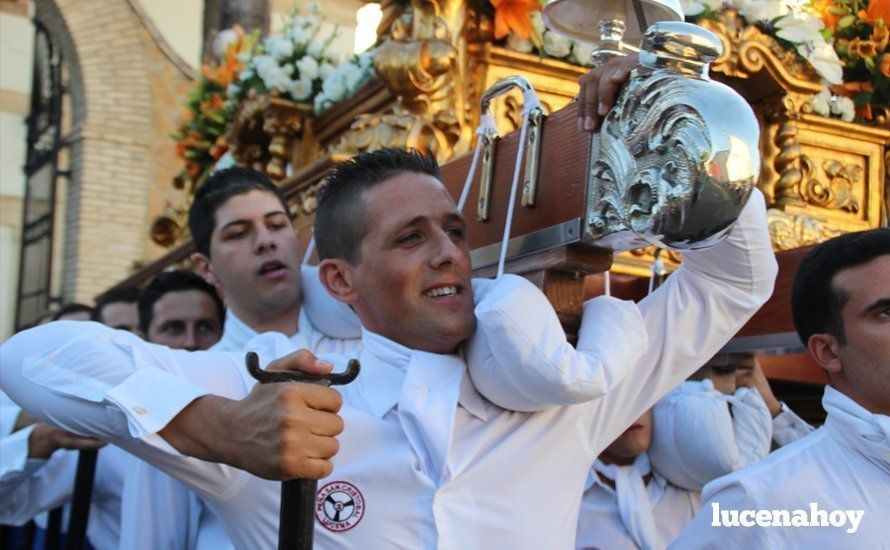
[159,395,239,464]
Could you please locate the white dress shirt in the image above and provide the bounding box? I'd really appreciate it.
[0,444,129,550]
[0,190,776,548]
[118,306,362,550]
[576,453,700,550]
[673,386,890,547]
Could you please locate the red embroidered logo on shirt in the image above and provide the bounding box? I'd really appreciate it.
[316,481,365,532]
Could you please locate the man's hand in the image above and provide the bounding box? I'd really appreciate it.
[28,423,106,459]
[578,54,638,132]
[736,361,782,418]
[160,349,345,480]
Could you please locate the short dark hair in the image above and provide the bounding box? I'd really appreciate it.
[188,166,289,257]
[92,287,141,322]
[791,228,890,346]
[315,148,440,263]
[138,270,225,333]
[52,303,93,321]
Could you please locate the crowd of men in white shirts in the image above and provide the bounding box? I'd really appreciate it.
[1,57,888,550]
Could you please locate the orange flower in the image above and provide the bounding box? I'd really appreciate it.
[873,24,889,50]
[850,38,879,58]
[491,0,539,40]
[813,0,842,30]
[859,0,890,26]
[830,80,875,96]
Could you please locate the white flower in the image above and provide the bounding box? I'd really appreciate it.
[507,32,534,54]
[799,39,843,85]
[266,35,295,61]
[344,65,364,89]
[319,62,336,79]
[775,12,824,44]
[262,66,293,93]
[737,0,790,22]
[571,41,596,66]
[680,0,723,17]
[240,66,254,81]
[830,95,855,122]
[307,40,326,59]
[296,55,320,80]
[810,85,831,116]
[358,51,374,69]
[543,30,572,58]
[290,78,313,101]
[253,55,279,80]
[212,28,240,59]
[226,83,241,99]
[322,75,346,102]
[289,26,306,46]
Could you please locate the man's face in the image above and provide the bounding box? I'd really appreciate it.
[831,255,890,409]
[202,190,301,318]
[99,302,140,333]
[604,410,653,460]
[343,173,475,354]
[147,290,222,351]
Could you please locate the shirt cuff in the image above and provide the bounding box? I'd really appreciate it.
[0,424,40,479]
[105,367,210,439]
[771,402,815,447]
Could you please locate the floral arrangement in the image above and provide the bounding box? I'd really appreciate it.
[487,0,596,66]
[226,3,376,115]
[172,27,255,188]
[683,0,890,123]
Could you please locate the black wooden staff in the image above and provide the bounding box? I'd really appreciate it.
[245,352,360,550]
[65,448,98,550]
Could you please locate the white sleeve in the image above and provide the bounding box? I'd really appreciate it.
[728,387,773,468]
[467,275,648,411]
[584,189,778,454]
[1,390,21,436]
[0,320,256,501]
[120,458,199,550]
[771,403,815,447]
[0,424,48,501]
[0,448,77,526]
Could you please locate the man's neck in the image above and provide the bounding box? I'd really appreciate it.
[229,301,301,336]
[600,452,636,467]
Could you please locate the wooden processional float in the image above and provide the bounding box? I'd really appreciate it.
[436,0,761,339]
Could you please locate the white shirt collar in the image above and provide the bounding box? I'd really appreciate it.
[215,309,320,352]
[354,329,490,422]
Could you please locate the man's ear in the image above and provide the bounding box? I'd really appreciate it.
[191,252,220,288]
[318,258,359,305]
[807,333,844,375]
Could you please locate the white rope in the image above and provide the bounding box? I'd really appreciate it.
[457,113,498,213]
[302,234,315,266]
[496,117,529,278]
[647,251,665,295]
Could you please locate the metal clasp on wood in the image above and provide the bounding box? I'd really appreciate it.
[477,76,546,221]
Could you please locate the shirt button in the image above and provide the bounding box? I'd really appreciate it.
[134,406,148,415]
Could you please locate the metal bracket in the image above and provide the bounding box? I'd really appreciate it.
[521,106,545,207]
[477,133,498,221]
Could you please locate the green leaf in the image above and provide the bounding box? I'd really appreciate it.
[839,14,857,28]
